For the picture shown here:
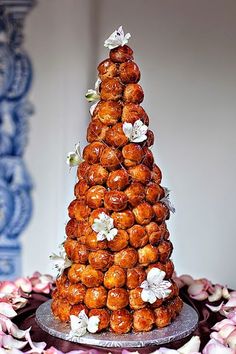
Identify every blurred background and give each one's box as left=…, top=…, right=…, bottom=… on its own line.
left=20, top=0, right=236, bottom=286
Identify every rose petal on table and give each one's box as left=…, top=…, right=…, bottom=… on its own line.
left=14, top=278, right=32, bottom=293
left=227, top=311, right=236, bottom=323
left=2, top=334, right=27, bottom=349
left=212, top=318, right=235, bottom=331
left=178, top=335, right=201, bottom=354
left=208, top=285, right=223, bottom=302
left=222, top=287, right=231, bottom=300
left=190, top=291, right=209, bottom=301
left=12, top=296, right=28, bottom=310
left=0, top=303, right=17, bottom=318
left=229, top=291, right=236, bottom=298
left=179, top=274, right=194, bottom=286
left=206, top=301, right=224, bottom=312
left=0, top=282, right=18, bottom=295
left=6, top=320, right=31, bottom=339
left=225, top=297, right=236, bottom=308
left=203, top=338, right=235, bottom=354
left=151, top=348, right=178, bottom=353
left=210, top=331, right=225, bottom=344
left=25, top=329, right=46, bottom=353
left=218, top=324, right=236, bottom=339
left=226, top=329, right=236, bottom=350
left=188, top=281, right=205, bottom=296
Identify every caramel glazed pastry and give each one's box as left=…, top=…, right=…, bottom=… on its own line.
left=51, top=43, right=183, bottom=334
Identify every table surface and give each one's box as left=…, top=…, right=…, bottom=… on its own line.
left=13, top=286, right=224, bottom=353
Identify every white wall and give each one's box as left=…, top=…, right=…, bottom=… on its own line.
left=23, top=0, right=236, bottom=287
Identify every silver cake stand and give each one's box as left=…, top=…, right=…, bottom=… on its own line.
left=36, top=300, right=198, bottom=348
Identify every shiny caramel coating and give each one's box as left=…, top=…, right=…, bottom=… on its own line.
left=51, top=298, right=71, bottom=322
left=88, top=250, right=113, bottom=270
left=56, top=273, right=69, bottom=298
left=67, top=283, right=86, bottom=305
left=65, top=218, right=78, bottom=239
left=64, top=239, right=77, bottom=260
left=114, top=247, right=138, bottom=268
left=128, top=164, right=151, bottom=184
left=112, top=210, right=135, bottom=229
left=104, top=265, right=126, bottom=289
left=124, top=84, right=144, bottom=104
left=68, top=200, right=91, bottom=221
left=68, top=264, right=86, bottom=284
left=109, top=45, right=133, bottom=63
left=85, top=231, right=107, bottom=251
left=107, top=169, right=130, bottom=191
left=89, top=309, right=110, bottom=332
left=148, top=260, right=174, bottom=279
left=84, top=286, right=107, bottom=309
left=98, top=59, right=118, bottom=80
left=88, top=208, right=109, bottom=225
left=122, top=143, right=143, bottom=167
left=81, top=265, right=104, bottom=287
left=151, top=164, right=162, bottom=184
left=142, top=147, right=154, bottom=169
left=138, top=244, right=159, bottom=265
left=74, top=180, right=89, bottom=199
left=128, top=225, right=149, bottom=248
left=157, top=240, right=173, bottom=262
left=169, top=296, right=183, bottom=318
left=129, top=287, right=145, bottom=310
left=71, top=243, right=89, bottom=264
left=166, top=281, right=179, bottom=301
left=86, top=185, right=106, bottom=209
left=124, top=182, right=145, bottom=207
left=153, top=203, right=169, bottom=224
left=94, top=100, right=122, bottom=125
left=77, top=221, right=92, bottom=237
left=146, top=222, right=169, bottom=245
left=70, top=304, right=89, bottom=316
left=104, top=190, right=128, bottom=211
left=154, top=306, right=171, bottom=328
left=87, top=119, right=109, bottom=143
left=107, top=229, right=129, bottom=251
left=133, top=202, right=154, bottom=225
left=110, top=309, right=133, bottom=334
left=77, top=161, right=90, bottom=180
left=146, top=183, right=165, bottom=205
left=83, top=142, right=105, bottom=164
left=150, top=298, right=163, bottom=309
left=107, top=288, right=129, bottom=310
left=133, top=308, right=155, bottom=332
left=126, top=267, right=146, bottom=289
left=143, top=130, right=154, bottom=147
left=100, top=78, right=123, bottom=101
left=105, top=123, right=128, bottom=148
left=100, top=147, right=123, bottom=170
left=119, top=61, right=140, bottom=84
left=86, top=164, right=109, bottom=186
left=122, top=103, right=149, bottom=125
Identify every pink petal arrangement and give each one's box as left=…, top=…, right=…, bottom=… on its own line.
left=0, top=272, right=235, bottom=353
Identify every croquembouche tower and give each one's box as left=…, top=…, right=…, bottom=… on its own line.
left=51, top=27, right=183, bottom=336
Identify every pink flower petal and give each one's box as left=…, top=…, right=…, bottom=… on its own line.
left=229, top=291, right=236, bottom=298
left=178, top=335, right=201, bottom=353
left=15, top=278, right=32, bottom=293
left=225, top=298, right=236, bottom=308
left=188, top=281, right=205, bottom=296
left=227, top=311, right=236, bottom=323
left=212, top=318, right=235, bottom=331
left=0, top=303, right=17, bottom=318
left=223, top=287, right=231, bottom=300
left=190, top=291, right=209, bottom=301
left=179, top=274, right=194, bottom=286
left=210, top=331, right=225, bottom=344
left=2, top=334, right=27, bottom=349
left=203, top=338, right=235, bottom=354
left=25, top=329, right=46, bottom=353
left=0, top=282, right=18, bottom=295
left=6, top=320, right=30, bottom=339
left=226, top=329, right=236, bottom=349
left=218, top=324, right=235, bottom=339
left=206, top=302, right=224, bottom=312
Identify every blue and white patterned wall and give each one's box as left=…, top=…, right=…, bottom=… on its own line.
left=0, top=0, right=35, bottom=279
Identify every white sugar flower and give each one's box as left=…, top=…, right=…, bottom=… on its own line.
left=85, top=78, right=101, bottom=103
left=69, top=310, right=99, bottom=338
left=123, top=120, right=148, bottom=143
left=92, top=212, right=118, bottom=241
left=66, top=142, right=84, bottom=168
left=104, top=26, right=131, bottom=50
left=49, top=246, right=72, bottom=275
left=160, top=187, right=176, bottom=213
left=140, top=268, right=172, bottom=304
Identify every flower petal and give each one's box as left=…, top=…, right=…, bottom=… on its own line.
left=212, top=318, right=235, bottom=331
left=87, top=316, right=100, bottom=333
left=106, top=228, right=118, bottom=241
left=208, top=285, right=223, bottom=302
left=203, top=338, right=235, bottom=354
left=15, top=278, right=32, bottom=293
left=190, top=291, right=209, bottom=301
left=178, top=336, right=201, bottom=354
left=206, top=302, right=224, bottom=312
left=0, top=303, right=17, bottom=318
left=188, top=281, right=205, bottom=296
left=226, top=329, right=236, bottom=350
left=225, top=297, right=236, bottom=308
left=2, top=334, right=28, bottom=350
left=179, top=274, right=194, bottom=286
left=147, top=268, right=165, bottom=285
left=141, top=288, right=156, bottom=304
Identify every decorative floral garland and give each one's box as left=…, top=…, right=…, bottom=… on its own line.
left=0, top=272, right=236, bottom=353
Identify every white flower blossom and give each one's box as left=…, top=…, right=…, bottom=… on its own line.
left=69, top=310, right=99, bottom=338
left=66, top=142, right=84, bottom=168
left=160, top=187, right=176, bottom=213
left=85, top=78, right=101, bottom=103
left=123, top=120, right=148, bottom=143
left=140, top=268, right=172, bottom=304
left=92, top=212, right=118, bottom=241
left=49, top=246, right=72, bottom=275
left=104, top=26, right=131, bottom=50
